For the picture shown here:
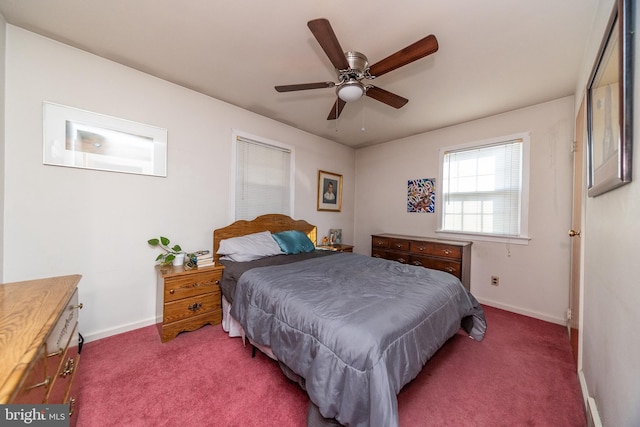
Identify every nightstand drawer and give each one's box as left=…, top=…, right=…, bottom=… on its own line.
left=164, top=270, right=222, bottom=302
left=163, top=292, right=220, bottom=324
left=161, top=311, right=222, bottom=342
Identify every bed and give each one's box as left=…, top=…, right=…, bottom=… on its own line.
left=213, top=214, right=486, bottom=427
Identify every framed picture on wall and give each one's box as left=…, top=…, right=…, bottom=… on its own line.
left=586, top=0, right=634, bottom=197
left=43, top=102, right=168, bottom=177
left=317, top=170, right=342, bottom=212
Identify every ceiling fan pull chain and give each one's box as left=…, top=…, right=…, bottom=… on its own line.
left=361, top=96, right=366, bottom=132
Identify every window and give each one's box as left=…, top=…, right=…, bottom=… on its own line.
left=438, top=133, right=530, bottom=243
left=233, top=132, right=294, bottom=221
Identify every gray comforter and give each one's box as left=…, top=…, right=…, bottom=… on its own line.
left=230, top=252, right=486, bottom=427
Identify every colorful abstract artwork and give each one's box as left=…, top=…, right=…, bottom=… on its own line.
left=407, top=178, right=435, bottom=213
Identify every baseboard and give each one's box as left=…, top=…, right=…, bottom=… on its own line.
left=476, top=297, right=565, bottom=325
left=81, top=317, right=158, bottom=343
left=578, top=370, right=603, bottom=427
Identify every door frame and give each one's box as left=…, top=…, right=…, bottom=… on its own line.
left=569, top=96, right=587, bottom=369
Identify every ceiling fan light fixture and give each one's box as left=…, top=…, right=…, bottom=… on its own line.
left=337, top=80, right=364, bottom=102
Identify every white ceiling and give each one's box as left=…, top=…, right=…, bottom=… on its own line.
left=0, top=0, right=599, bottom=148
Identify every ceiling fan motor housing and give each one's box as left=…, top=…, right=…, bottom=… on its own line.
left=340, top=51, right=369, bottom=81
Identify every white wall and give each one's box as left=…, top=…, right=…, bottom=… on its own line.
left=2, top=26, right=355, bottom=341
left=354, top=97, right=575, bottom=324
left=579, top=0, right=640, bottom=425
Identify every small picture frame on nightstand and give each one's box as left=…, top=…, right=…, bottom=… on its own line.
left=328, top=229, right=342, bottom=244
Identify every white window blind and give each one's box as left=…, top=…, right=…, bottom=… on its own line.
left=235, top=136, right=292, bottom=221
left=441, top=137, right=524, bottom=237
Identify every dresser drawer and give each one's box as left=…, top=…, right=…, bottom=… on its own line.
left=371, top=249, right=390, bottom=259
left=163, top=292, right=221, bottom=324
left=46, top=324, right=79, bottom=404
left=388, top=239, right=410, bottom=251
left=45, top=290, right=79, bottom=381
left=371, top=236, right=390, bottom=249
left=373, top=249, right=409, bottom=264
left=11, top=346, right=48, bottom=404
left=410, top=255, right=462, bottom=278
left=409, top=241, right=462, bottom=260
left=164, top=270, right=222, bottom=302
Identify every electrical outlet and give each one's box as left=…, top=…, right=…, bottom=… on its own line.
left=491, top=276, right=499, bottom=286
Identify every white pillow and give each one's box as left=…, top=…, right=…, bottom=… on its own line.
left=217, top=230, right=283, bottom=262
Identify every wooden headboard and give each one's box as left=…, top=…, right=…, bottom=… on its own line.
left=212, top=214, right=317, bottom=263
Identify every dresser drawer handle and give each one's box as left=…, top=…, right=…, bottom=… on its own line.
left=396, top=258, right=406, bottom=263
left=412, top=261, right=423, bottom=266
left=69, top=397, right=77, bottom=417
left=417, top=246, right=425, bottom=251
left=26, top=376, right=51, bottom=391
left=442, top=249, right=451, bottom=255
left=48, top=348, right=64, bottom=358
left=394, top=243, right=403, bottom=248
left=71, top=303, right=83, bottom=310
left=188, top=302, right=203, bottom=312
left=375, top=240, right=384, bottom=245
left=445, top=267, right=455, bottom=273
left=60, top=358, right=75, bottom=378
left=169, top=289, right=175, bottom=294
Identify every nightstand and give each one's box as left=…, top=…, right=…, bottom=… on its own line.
left=156, top=264, right=223, bottom=342
left=317, top=244, right=354, bottom=253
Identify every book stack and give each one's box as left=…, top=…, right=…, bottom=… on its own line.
left=192, top=250, right=214, bottom=268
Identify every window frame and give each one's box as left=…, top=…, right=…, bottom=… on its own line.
left=436, top=132, right=531, bottom=245
left=230, top=130, right=295, bottom=221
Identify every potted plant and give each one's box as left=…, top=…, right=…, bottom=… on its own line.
left=148, top=236, right=185, bottom=270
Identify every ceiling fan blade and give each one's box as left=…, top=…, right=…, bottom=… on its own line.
left=275, top=82, right=335, bottom=92
left=308, top=18, right=350, bottom=70
left=368, top=35, right=439, bottom=77
left=327, top=98, right=347, bottom=120
left=365, top=86, right=409, bottom=109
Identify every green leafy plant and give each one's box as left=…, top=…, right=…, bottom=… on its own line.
left=148, top=236, right=183, bottom=265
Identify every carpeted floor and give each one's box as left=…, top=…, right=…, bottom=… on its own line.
left=76, top=306, right=586, bottom=426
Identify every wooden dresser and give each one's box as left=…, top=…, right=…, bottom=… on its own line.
left=0, top=275, right=83, bottom=423
left=156, top=265, right=223, bottom=342
left=371, top=234, right=472, bottom=290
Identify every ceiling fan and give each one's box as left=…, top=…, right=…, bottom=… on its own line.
left=275, top=18, right=439, bottom=120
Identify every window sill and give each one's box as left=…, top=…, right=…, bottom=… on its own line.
left=435, top=230, right=531, bottom=245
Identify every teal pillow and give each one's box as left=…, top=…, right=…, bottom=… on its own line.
left=272, top=230, right=316, bottom=254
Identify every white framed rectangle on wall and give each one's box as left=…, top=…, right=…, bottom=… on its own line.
left=43, top=102, right=168, bottom=177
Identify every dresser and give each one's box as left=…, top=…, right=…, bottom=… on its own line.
left=0, top=275, right=83, bottom=424
left=156, top=265, right=223, bottom=342
left=371, top=234, right=472, bottom=290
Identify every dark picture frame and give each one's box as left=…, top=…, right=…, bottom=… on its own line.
left=317, top=170, right=342, bottom=212
left=586, top=0, right=634, bottom=197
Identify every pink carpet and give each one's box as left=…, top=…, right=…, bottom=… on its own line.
left=76, top=306, right=586, bottom=426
